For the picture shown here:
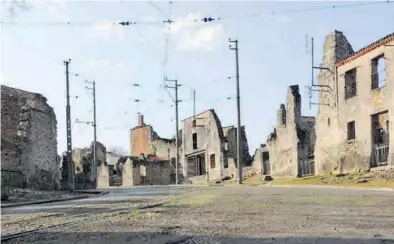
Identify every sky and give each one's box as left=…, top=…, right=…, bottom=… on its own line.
left=1, top=0, right=393, bottom=155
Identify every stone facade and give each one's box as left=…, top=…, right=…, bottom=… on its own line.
left=1, top=85, right=59, bottom=190
left=121, top=157, right=171, bottom=186
left=315, top=31, right=394, bottom=174
left=130, top=114, right=179, bottom=160
left=181, top=109, right=226, bottom=182
left=251, top=144, right=270, bottom=175
left=71, top=141, right=107, bottom=189
left=267, top=85, right=316, bottom=178
left=222, top=125, right=252, bottom=167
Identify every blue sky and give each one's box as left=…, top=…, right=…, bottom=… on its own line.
left=1, top=0, right=393, bottom=155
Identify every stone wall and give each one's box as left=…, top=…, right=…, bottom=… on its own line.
left=97, top=163, right=109, bottom=188
left=72, top=141, right=106, bottom=189
left=315, top=31, right=394, bottom=174
left=121, top=157, right=171, bottom=186
left=129, top=114, right=182, bottom=176
left=314, top=30, right=355, bottom=174
left=223, top=126, right=252, bottom=167
left=1, top=85, right=59, bottom=190
left=251, top=144, right=270, bottom=175
left=267, top=85, right=315, bottom=178
left=181, top=109, right=226, bottom=182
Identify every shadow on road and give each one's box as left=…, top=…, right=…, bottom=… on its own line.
left=5, top=231, right=394, bottom=244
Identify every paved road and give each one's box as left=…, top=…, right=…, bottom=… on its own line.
left=2, top=185, right=394, bottom=243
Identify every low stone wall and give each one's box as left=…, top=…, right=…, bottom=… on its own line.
left=121, top=158, right=171, bottom=186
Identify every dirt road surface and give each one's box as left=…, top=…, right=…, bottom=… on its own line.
left=2, top=185, right=394, bottom=244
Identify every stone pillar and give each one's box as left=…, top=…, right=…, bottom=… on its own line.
left=122, top=157, right=135, bottom=187
left=97, top=163, right=109, bottom=188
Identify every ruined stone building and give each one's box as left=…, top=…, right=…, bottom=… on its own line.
left=267, top=85, right=316, bottom=178
left=1, top=85, right=59, bottom=190
left=315, top=31, right=394, bottom=174
left=181, top=109, right=251, bottom=183
left=251, top=144, right=270, bottom=175
left=222, top=125, right=252, bottom=167
left=121, top=156, right=172, bottom=186
left=70, top=141, right=107, bottom=189
left=130, top=114, right=180, bottom=161
left=129, top=114, right=182, bottom=183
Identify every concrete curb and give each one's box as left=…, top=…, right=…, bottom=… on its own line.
left=1, top=190, right=110, bottom=209
left=1, top=195, right=89, bottom=209
left=259, top=183, right=394, bottom=192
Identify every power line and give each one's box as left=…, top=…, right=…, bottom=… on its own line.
left=1, top=1, right=391, bottom=26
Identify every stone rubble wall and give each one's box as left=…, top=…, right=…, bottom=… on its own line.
left=121, top=158, right=171, bottom=186
left=1, top=85, right=59, bottom=190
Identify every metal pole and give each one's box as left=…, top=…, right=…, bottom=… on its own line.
left=229, top=38, right=243, bottom=184
left=311, top=37, right=314, bottom=86
left=92, top=81, right=97, bottom=188
left=64, top=59, right=74, bottom=191
left=175, top=80, right=179, bottom=185
left=193, top=89, right=196, bottom=120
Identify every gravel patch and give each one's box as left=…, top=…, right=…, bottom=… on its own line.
left=3, top=186, right=394, bottom=244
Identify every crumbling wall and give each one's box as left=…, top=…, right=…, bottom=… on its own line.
left=267, top=85, right=303, bottom=178
left=224, top=126, right=252, bottom=167
left=121, top=158, right=171, bottom=186
left=314, top=30, right=354, bottom=174
left=251, top=144, right=270, bottom=175
left=1, top=85, right=58, bottom=190
left=72, top=141, right=106, bottom=189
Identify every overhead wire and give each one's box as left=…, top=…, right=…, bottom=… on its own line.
left=0, top=1, right=391, bottom=26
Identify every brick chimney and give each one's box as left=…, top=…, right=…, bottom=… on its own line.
left=138, top=114, right=144, bottom=126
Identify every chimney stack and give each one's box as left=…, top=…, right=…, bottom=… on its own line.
left=138, top=114, right=144, bottom=126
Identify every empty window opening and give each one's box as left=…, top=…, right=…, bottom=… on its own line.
left=347, top=121, right=356, bottom=141
left=371, top=54, right=386, bottom=89
left=371, top=112, right=389, bottom=167
left=372, top=113, right=389, bottom=146
left=192, top=119, right=197, bottom=127
left=210, top=154, right=216, bottom=169
left=280, top=104, right=286, bottom=125
left=344, top=68, right=357, bottom=100
left=192, top=133, right=197, bottom=150
left=327, top=118, right=331, bottom=126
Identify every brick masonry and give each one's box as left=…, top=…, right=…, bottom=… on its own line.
left=1, top=85, right=59, bottom=190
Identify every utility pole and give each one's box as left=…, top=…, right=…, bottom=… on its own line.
left=76, top=80, right=97, bottom=188
left=229, top=38, right=243, bottom=184
left=64, top=59, right=74, bottom=191
left=164, top=77, right=181, bottom=185
left=193, top=89, right=196, bottom=120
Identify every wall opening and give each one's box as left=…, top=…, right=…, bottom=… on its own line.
left=262, top=151, right=270, bottom=175
left=371, top=111, right=389, bottom=167
left=192, top=133, right=197, bottom=150
left=347, top=121, right=356, bottom=141
left=371, top=54, right=386, bottom=89
left=210, top=154, right=216, bottom=169
left=327, top=118, right=331, bottom=127
left=344, top=68, right=357, bottom=100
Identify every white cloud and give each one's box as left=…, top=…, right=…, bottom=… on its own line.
left=87, top=59, right=124, bottom=68
left=177, top=25, right=224, bottom=51
left=88, top=21, right=125, bottom=41
left=166, top=12, right=224, bottom=52
left=280, top=14, right=289, bottom=22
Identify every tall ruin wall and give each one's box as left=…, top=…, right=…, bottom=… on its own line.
left=1, top=85, right=59, bottom=190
